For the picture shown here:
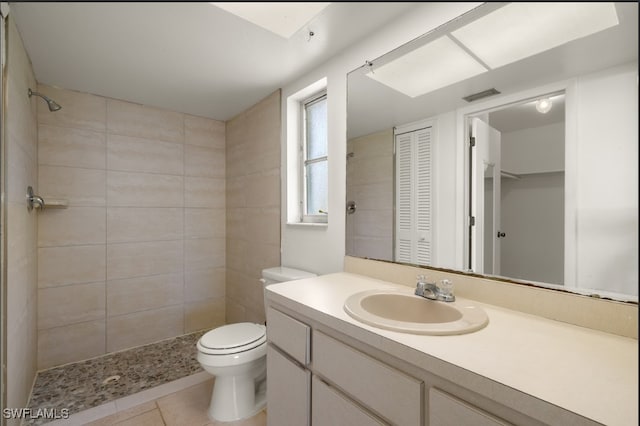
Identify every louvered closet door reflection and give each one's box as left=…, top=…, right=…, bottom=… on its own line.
left=395, top=127, right=433, bottom=265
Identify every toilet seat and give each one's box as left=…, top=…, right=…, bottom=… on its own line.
left=198, top=323, right=266, bottom=355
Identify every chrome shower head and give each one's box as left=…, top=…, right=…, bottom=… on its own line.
left=28, top=88, right=62, bottom=112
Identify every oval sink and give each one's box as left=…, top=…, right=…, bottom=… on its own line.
left=344, top=288, right=488, bottom=335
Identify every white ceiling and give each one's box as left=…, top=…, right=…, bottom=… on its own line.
left=10, top=2, right=417, bottom=121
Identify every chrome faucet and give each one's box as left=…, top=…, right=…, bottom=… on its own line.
left=414, top=275, right=455, bottom=302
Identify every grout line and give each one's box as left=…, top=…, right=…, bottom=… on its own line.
left=155, top=400, right=168, bottom=426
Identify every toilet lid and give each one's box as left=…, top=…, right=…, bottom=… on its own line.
left=199, top=323, right=266, bottom=351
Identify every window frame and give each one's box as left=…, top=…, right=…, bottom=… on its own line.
left=300, top=90, right=328, bottom=223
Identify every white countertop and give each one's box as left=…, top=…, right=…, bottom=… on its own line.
left=265, top=272, right=638, bottom=426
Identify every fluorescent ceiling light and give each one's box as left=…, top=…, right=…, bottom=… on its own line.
left=451, top=2, right=619, bottom=69
left=366, top=36, right=488, bottom=98
left=211, top=2, right=330, bottom=38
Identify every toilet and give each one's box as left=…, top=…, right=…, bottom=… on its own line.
left=197, top=266, right=316, bottom=422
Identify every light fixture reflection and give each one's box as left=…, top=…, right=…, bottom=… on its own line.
left=535, top=98, right=553, bottom=114
left=451, top=3, right=619, bottom=69
left=365, top=36, right=488, bottom=98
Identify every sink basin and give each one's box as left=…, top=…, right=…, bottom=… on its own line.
left=344, top=288, right=489, bottom=335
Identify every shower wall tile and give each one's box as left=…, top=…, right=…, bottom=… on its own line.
left=38, top=207, right=106, bottom=247
left=37, top=84, right=107, bottom=132
left=6, top=19, right=38, bottom=415
left=107, top=207, right=183, bottom=243
left=244, top=170, right=280, bottom=208
left=185, top=297, right=226, bottom=333
left=184, top=145, right=225, bottom=178
left=185, top=238, right=225, bottom=271
left=38, top=245, right=106, bottom=288
left=226, top=176, right=247, bottom=208
left=107, top=240, right=184, bottom=281
left=226, top=208, right=247, bottom=240
left=107, top=273, right=184, bottom=317
left=38, top=124, right=106, bottom=169
left=246, top=208, right=280, bottom=246
left=185, top=114, right=225, bottom=148
left=184, top=208, right=225, bottom=239
left=246, top=242, right=281, bottom=280
left=37, top=282, right=106, bottom=329
left=37, top=86, right=226, bottom=368
left=37, top=320, right=106, bottom=370
left=107, top=134, right=184, bottom=175
left=107, top=305, right=184, bottom=352
left=185, top=177, right=225, bottom=208
left=225, top=90, right=281, bottom=324
left=107, top=171, right=183, bottom=207
left=185, top=268, right=226, bottom=302
left=106, top=99, right=184, bottom=143
left=38, top=165, right=106, bottom=206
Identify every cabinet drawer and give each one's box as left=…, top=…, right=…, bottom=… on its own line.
left=267, top=344, right=311, bottom=426
left=312, top=375, right=386, bottom=426
left=429, top=388, right=512, bottom=426
left=266, top=307, right=311, bottom=365
left=313, top=331, right=423, bottom=425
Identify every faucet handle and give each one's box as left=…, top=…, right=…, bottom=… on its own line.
left=438, top=279, right=455, bottom=301
left=415, top=279, right=426, bottom=296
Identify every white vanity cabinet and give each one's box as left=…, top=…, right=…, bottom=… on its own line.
left=429, top=389, right=511, bottom=426
left=265, top=303, right=600, bottom=426
left=266, top=305, right=516, bottom=426
left=266, top=307, right=312, bottom=426
left=313, top=331, right=423, bottom=425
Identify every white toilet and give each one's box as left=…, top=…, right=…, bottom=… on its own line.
left=196, top=266, right=316, bottom=422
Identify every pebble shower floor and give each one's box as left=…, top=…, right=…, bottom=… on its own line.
left=26, top=330, right=206, bottom=426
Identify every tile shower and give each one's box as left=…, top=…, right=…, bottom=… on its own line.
left=5, top=14, right=282, bottom=419
left=35, top=84, right=227, bottom=370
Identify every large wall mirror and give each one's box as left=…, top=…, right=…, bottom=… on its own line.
left=346, top=2, right=638, bottom=302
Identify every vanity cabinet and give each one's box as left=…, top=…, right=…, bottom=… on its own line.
left=429, top=388, right=511, bottom=426
left=313, top=331, right=423, bottom=425
left=266, top=345, right=310, bottom=426
left=266, top=305, right=544, bottom=426
left=312, top=375, right=385, bottom=426
left=266, top=307, right=312, bottom=426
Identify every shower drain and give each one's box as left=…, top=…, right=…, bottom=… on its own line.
left=102, top=375, right=121, bottom=385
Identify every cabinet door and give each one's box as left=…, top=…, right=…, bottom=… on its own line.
left=313, top=331, right=423, bottom=425
left=429, top=388, right=512, bottom=426
left=312, top=375, right=387, bottom=426
left=267, top=344, right=310, bottom=426
left=266, top=307, right=311, bottom=365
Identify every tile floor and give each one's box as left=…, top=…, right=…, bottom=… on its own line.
left=84, top=379, right=266, bottom=426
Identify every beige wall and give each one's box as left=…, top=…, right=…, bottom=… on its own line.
left=346, top=129, right=393, bottom=261
left=226, top=90, right=281, bottom=324
left=35, top=84, right=226, bottom=369
left=5, top=18, right=39, bottom=419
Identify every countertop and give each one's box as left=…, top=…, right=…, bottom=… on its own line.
left=265, top=272, right=638, bottom=426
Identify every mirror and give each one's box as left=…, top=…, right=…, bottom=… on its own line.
left=346, top=2, right=638, bottom=302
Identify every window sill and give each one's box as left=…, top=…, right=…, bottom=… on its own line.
left=286, top=222, right=328, bottom=228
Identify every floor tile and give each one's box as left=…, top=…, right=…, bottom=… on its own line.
left=116, top=408, right=165, bottom=426
left=84, top=401, right=157, bottom=426
left=156, top=380, right=214, bottom=426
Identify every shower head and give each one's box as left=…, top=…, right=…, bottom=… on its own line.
left=28, top=88, right=62, bottom=112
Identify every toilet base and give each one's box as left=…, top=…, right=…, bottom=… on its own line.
left=207, top=372, right=266, bottom=422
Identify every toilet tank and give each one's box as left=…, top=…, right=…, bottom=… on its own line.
left=260, top=266, right=316, bottom=286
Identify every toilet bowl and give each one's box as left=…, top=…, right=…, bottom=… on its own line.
left=197, top=323, right=267, bottom=422
left=196, top=266, right=316, bottom=422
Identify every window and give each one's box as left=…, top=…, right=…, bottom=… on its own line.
left=301, top=91, right=328, bottom=223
